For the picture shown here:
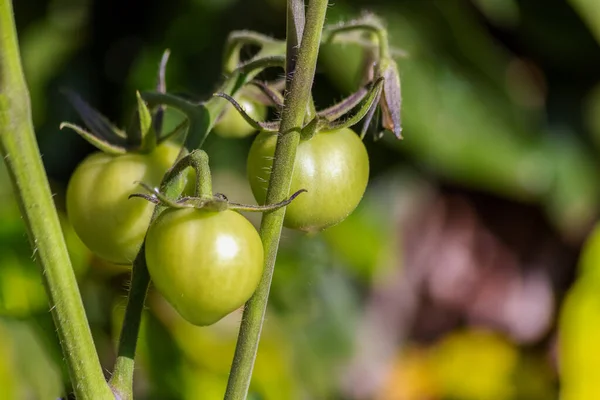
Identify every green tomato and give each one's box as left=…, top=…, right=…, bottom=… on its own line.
left=145, top=208, right=263, bottom=326
left=247, top=128, right=369, bottom=232
left=66, top=142, right=183, bottom=265
left=213, top=97, right=267, bottom=138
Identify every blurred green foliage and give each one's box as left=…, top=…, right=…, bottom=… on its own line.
left=2, top=0, right=600, bottom=398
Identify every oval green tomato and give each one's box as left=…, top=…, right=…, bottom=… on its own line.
left=66, top=141, right=183, bottom=265
left=247, top=128, right=369, bottom=232
left=145, top=208, right=263, bottom=326
left=213, top=97, right=267, bottom=139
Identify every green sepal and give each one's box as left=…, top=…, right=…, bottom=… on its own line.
left=246, top=81, right=284, bottom=109
left=300, top=116, right=328, bottom=140
left=132, top=182, right=307, bottom=214
left=213, top=92, right=280, bottom=132
left=62, top=90, right=128, bottom=144
left=320, top=76, right=384, bottom=132
left=135, top=91, right=157, bottom=152
left=317, top=83, right=370, bottom=121
left=59, top=122, right=127, bottom=155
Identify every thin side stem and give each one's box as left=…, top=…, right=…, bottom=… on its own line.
left=0, top=1, right=113, bottom=399
left=109, top=148, right=211, bottom=398
left=109, top=67, right=250, bottom=400
left=224, top=0, right=329, bottom=398
left=109, top=166, right=188, bottom=397
left=163, top=149, right=212, bottom=198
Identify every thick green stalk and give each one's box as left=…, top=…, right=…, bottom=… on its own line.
left=0, top=1, right=113, bottom=399
left=224, top=0, right=329, bottom=398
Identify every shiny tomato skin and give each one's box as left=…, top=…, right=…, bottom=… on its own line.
left=145, top=208, right=264, bottom=326
left=247, top=128, right=369, bottom=232
left=213, top=97, right=267, bottom=139
left=66, top=142, right=183, bottom=265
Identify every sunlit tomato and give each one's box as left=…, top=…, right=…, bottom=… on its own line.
left=577, top=222, right=600, bottom=281
left=145, top=208, right=263, bottom=326
left=247, top=128, right=369, bottom=232
left=213, top=96, right=267, bottom=138
left=558, top=279, right=600, bottom=400
left=66, top=142, right=184, bottom=265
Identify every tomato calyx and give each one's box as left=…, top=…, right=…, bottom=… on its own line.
left=131, top=183, right=307, bottom=213
left=130, top=149, right=306, bottom=214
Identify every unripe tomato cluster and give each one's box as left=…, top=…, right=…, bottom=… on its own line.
left=66, top=96, right=370, bottom=326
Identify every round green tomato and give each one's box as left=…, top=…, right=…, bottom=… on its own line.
left=145, top=208, right=263, bottom=326
left=213, top=97, right=267, bottom=138
left=66, top=142, right=183, bottom=265
left=247, top=128, right=369, bottom=232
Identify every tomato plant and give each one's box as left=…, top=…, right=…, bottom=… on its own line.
left=247, top=127, right=370, bottom=231
left=0, top=2, right=402, bottom=397
left=213, top=96, right=267, bottom=138
left=66, top=141, right=184, bottom=265
left=145, top=207, right=263, bottom=326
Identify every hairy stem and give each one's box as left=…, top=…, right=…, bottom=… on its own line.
left=224, top=0, right=329, bottom=398
left=0, top=1, right=113, bottom=398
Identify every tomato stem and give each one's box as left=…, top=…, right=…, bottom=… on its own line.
left=213, top=92, right=280, bottom=132
left=109, top=48, right=279, bottom=400
left=224, top=0, right=330, bottom=398
left=0, top=1, right=114, bottom=399
left=166, top=149, right=213, bottom=198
